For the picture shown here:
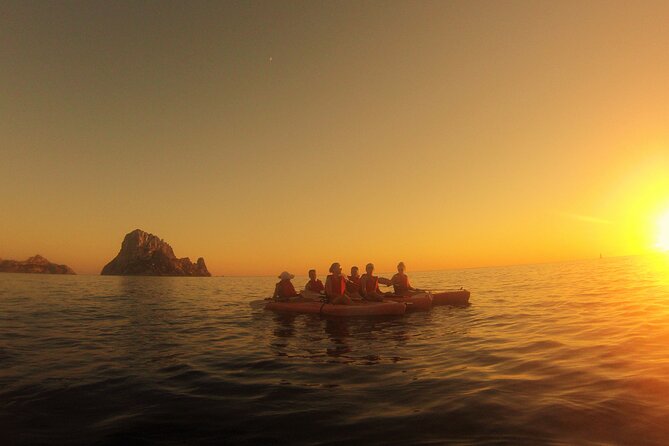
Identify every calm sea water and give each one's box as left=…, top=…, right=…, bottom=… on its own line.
left=2, top=255, right=669, bottom=445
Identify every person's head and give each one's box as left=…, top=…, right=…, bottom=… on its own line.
left=366, top=263, right=374, bottom=274
left=397, top=262, right=406, bottom=273
left=278, top=271, right=294, bottom=281
left=308, top=269, right=317, bottom=280
left=350, top=266, right=359, bottom=277
left=329, top=262, right=342, bottom=276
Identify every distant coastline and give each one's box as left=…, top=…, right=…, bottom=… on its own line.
left=0, top=255, right=75, bottom=274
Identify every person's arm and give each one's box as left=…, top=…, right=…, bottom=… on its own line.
left=359, top=275, right=367, bottom=297
left=305, top=281, right=311, bottom=292
left=272, top=283, right=280, bottom=299
left=407, top=277, right=416, bottom=291
left=390, top=274, right=399, bottom=285
left=378, top=277, right=392, bottom=286
left=324, top=276, right=333, bottom=298
left=290, top=282, right=300, bottom=297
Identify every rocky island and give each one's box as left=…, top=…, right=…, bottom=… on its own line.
left=0, top=255, right=76, bottom=274
left=101, top=229, right=211, bottom=276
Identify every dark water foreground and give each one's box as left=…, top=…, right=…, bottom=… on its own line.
left=2, top=255, right=669, bottom=445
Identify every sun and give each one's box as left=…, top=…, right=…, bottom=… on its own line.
left=655, top=210, right=669, bottom=251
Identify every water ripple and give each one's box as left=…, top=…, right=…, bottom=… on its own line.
left=2, top=255, right=669, bottom=444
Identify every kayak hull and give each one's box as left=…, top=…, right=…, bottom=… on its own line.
left=265, top=300, right=406, bottom=317
left=431, top=289, right=470, bottom=306
left=385, top=292, right=433, bottom=311
left=265, top=301, right=323, bottom=314
left=321, top=300, right=406, bottom=316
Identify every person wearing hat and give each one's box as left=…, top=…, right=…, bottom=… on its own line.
left=391, top=261, right=419, bottom=296
left=273, top=271, right=301, bottom=301
left=325, top=262, right=352, bottom=305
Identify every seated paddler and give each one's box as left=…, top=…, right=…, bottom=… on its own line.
left=360, top=263, right=388, bottom=302
left=325, top=262, right=352, bottom=305
left=272, top=271, right=301, bottom=301
left=346, top=266, right=362, bottom=297
left=390, top=261, right=421, bottom=296
left=303, top=269, right=325, bottom=298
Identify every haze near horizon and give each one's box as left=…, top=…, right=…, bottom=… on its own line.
left=2, top=0, right=668, bottom=275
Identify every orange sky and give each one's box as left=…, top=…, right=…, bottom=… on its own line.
left=1, top=1, right=668, bottom=275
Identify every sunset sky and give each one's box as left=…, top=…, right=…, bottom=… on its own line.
left=1, top=1, right=668, bottom=275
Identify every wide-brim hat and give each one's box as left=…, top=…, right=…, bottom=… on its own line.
left=278, top=271, right=294, bottom=280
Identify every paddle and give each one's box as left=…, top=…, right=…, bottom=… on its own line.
left=249, top=297, right=272, bottom=309
left=408, top=286, right=465, bottom=295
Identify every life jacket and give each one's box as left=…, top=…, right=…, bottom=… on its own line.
left=327, top=274, right=346, bottom=296
left=347, top=275, right=361, bottom=293
left=364, top=275, right=379, bottom=294
left=306, top=279, right=324, bottom=293
left=393, top=273, right=409, bottom=296
left=278, top=279, right=298, bottom=298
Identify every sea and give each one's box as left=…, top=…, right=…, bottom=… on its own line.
left=2, top=254, right=669, bottom=445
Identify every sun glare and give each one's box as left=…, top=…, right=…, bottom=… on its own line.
left=655, top=210, right=669, bottom=252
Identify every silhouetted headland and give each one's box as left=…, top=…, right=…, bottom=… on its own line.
left=101, top=229, right=211, bottom=276
left=0, top=255, right=76, bottom=274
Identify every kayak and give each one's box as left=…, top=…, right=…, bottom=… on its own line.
left=431, top=289, right=470, bottom=306
left=385, top=292, right=433, bottom=311
left=265, top=300, right=406, bottom=316
left=322, top=300, right=406, bottom=316
left=264, top=300, right=323, bottom=314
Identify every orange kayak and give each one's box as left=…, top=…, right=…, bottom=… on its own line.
left=265, top=300, right=406, bottom=316
left=431, top=289, right=470, bottom=306
left=385, top=292, right=433, bottom=311
left=264, top=301, right=323, bottom=314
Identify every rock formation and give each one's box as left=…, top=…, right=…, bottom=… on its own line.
left=0, top=255, right=76, bottom=274
left=101, top=229, right=211, bottom=276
